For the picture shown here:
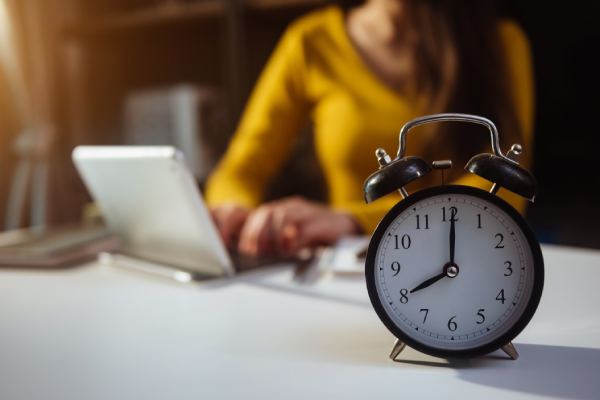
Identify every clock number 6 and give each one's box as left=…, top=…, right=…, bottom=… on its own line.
left=447, top=316, right=458, bottom=332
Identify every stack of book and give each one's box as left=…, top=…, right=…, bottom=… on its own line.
left=0, top=225, right=120, bottom=268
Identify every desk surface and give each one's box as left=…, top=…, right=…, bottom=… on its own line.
left=1, top=244, right=599, bottom=400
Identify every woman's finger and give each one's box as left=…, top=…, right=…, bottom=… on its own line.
left=293, top=212, right=359, bottom=251
left=238, top=206, right=276, bottom=257
left=211, top=205, right=249, bottom=249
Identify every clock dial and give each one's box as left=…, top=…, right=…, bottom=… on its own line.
left=366, top=185, right=543, bottom=357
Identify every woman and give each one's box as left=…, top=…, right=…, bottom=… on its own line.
left=206, top=0, right=534, bottom=258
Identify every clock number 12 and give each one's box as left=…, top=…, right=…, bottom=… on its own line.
left=442, top=206, right=458, bottom=222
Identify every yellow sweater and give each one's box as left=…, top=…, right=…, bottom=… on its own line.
left=206, top=6, right=534, bottom=233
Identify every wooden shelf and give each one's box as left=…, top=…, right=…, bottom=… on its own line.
left=61, top=0, right=330, bottom=38
left=246, top=0, right=328, bottom=10
left=61, top=1, right=225, bottom=37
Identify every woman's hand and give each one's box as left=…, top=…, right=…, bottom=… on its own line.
left=210, top=203, right=251, bottom=250
left=238, top=196, right=360, bottom=257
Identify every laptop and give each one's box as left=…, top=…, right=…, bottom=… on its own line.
left=73, top=146, right=251, bottom=279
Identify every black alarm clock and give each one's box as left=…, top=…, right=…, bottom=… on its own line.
left=363, top=113, right=544, bottom=360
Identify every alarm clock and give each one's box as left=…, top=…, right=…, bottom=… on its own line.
left=363, top=113, right=543, bottom=360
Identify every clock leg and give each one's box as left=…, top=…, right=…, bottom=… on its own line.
left=389, top=338, right=406, bottom=361
left=501, top=342, right=519, bottom=360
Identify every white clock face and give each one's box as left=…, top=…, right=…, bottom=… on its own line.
left=371, top=189, right=538, bottom=352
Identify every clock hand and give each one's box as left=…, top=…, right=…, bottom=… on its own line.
left=449, top=214, right=456, bottom=263
left=409, top=262, right=460, bottom=294
left=409, top=271, right=446, bottom=294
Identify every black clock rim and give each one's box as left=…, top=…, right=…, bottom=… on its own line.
left=365, top=185, right=544, bottom=359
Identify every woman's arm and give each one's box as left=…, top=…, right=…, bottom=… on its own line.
left=205, top=24, right=312, bottom=208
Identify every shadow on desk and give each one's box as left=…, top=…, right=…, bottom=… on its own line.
left=284, top=318, right=599, bottom=400
left=399, top=344, right=600, bottom=400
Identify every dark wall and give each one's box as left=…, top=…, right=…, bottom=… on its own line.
left=503, top=1, right=600, bottom=248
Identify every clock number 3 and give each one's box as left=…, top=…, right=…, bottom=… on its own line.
left=504, top=261, right=513, bottom=276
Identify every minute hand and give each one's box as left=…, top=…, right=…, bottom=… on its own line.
left=449, top=215, right=456, bottom=263
left=410, top=271, right=446, bottom=294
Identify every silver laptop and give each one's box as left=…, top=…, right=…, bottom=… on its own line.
left=72, top=146, right=236, bottom=278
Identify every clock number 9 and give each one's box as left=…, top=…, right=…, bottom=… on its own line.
left=391, top=261, right=401, bottom=276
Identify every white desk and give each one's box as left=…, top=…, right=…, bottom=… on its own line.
left=0, top=244, right=599, bottom=400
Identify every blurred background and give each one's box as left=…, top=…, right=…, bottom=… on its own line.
left=0, top=0, right=598, bottom=248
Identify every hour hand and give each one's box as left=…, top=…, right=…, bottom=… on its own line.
left=410, top=263, right=460, bottom=294
left=409, top=271, right=446, bottom=294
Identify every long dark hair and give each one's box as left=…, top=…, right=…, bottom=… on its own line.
left=341, top=0, right=522, bottom=178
